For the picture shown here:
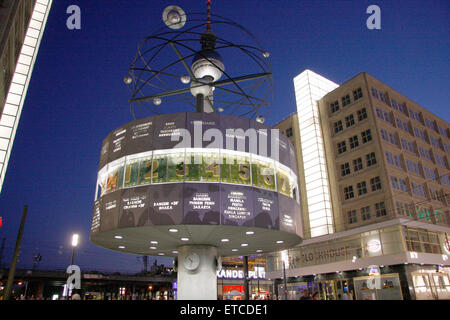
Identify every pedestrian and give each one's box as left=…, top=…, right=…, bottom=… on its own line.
left=71, top=290, right=81, bottom=300
left=299, top=290, right=311, bottom=300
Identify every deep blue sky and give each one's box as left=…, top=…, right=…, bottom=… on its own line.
left=0, top=0, right=448, bottom=273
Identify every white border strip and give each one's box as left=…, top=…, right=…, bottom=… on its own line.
left=0, top=0, right=53, bottom=192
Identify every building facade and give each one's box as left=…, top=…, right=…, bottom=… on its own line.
left=0, top=0, right=52, bottom=192
left=269, top=70, right=450, bottom=300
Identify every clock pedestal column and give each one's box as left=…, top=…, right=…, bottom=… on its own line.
left=177, top=245, right=218, bottom=300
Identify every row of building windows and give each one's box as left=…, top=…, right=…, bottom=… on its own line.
left=333, top=108, right=368, bottom=134
left=329, top=87, right=364, bottom=114
left=385, top=151, right=449, bottom=186
left=396, top=202, right=449, bottom=227
left=347, top=201, right=387, bottom=224
left=343, top=176, right=382, bottom=200
left=404, top=227, right=448, bottom=255
left=395, top=116, right=450, bottom=154
left=336, top=129, right=373, bottom=155
left=390, top=174, right=450, bottom=205
left=340, top=152, right=377, bottom=177
left=371, top=87, right=449, bottom=140
left=381, top=128, right=449, bottom=169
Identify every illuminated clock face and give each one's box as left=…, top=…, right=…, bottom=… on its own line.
left=184, top=252, right=200, bottom=271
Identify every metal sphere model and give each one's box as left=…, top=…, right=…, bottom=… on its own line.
left=90, top=3, right=302, bottom=300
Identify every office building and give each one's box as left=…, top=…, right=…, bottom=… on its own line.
left=269, top=70, right=450, bottom=300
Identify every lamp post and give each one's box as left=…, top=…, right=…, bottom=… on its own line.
left=66, top=233, right=79, bottom=300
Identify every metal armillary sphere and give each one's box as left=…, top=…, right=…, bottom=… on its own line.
left=124, top=3, right=272, bottom=122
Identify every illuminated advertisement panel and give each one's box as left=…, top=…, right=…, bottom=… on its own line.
left=253, top=188, right=279, bottom=230
left=148, top=183, right=183, bottom=225
left=278, top=194, right=297, bottom=234
left=126, top=118, right=154, bottom=155
left=220, top=184, right=254, bottom=227
left=186, top=112, right=221, bottom=148
left=119, top=186, right=150, bottom=228
left=91, top=199, right=101, bottom=234
left=183, top=183, right=220, bottom=225
left=99, top=192, right=120, bottom=233
left=153, top=113, right=186, bottom=150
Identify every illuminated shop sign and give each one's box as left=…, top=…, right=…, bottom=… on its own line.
left=366, top=239, right=381, bottom=253
left=216, top=267, right=266, bottom=279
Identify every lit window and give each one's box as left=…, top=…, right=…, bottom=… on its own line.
left=390, top=176, right=399, bottom=189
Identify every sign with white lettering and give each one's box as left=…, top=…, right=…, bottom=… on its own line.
left=220, top=185, right=253, bottom=226
left=216, top=267, right=266, bottom=279
left=183, top=184, right=220, bottom=224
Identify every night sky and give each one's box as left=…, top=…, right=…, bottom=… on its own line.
left=0, top=0, right=448, bottom=274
